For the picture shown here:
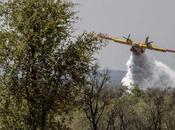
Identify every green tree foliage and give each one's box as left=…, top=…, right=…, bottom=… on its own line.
left=0, top=0, right=103, bottom=129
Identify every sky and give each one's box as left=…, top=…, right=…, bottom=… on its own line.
left=72, top=0, right=175, bottom=71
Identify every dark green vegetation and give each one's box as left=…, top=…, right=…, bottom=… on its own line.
left=0, top=0, right=174, bottom=130
left=74, top=70, right=175, bottom=130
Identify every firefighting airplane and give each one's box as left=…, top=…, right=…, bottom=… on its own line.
left=98, top=34, right=175, bottom=55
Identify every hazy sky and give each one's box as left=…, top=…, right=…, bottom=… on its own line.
left=72, top=0, right=175, bottom=71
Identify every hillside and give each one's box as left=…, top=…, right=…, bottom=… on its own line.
left=100, top=70, right=126, bottom=85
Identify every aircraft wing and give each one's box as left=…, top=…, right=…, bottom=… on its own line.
left=138, top=43, right=175, bottom=53
left=137, top=43, right=166, bottom=52
left=98, top=34, right=133, bottom=46
left=98, top=34, right=175, bottom=53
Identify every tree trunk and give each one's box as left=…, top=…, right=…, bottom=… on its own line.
left=29, top=109, right=37, bottom=130
left=40, top=103, right=47, bottom=130
left=92, top=121, right=97, bottom=130
left=40, top=111, right=47, bottom=130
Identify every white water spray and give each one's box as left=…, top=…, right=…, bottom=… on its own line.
left=122, top=53, right=175, bottom=89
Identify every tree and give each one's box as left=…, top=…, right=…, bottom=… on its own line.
left=143, top=88, right=169, bottom=130
left=83, top=67, right=110, bottom=130
left=0, top=0, right=103, bottom=129
left=105, top=86, right=127, bottom=130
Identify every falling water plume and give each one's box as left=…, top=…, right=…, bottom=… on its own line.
left=122, top=53, right=175, bottom=89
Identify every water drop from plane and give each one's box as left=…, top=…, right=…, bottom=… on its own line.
left=122, top=53, right=175, bottom=89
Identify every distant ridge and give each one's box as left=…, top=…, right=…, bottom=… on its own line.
left=109, top=70, right=126, bottom=85
left=99, top=70, right=126, bottom=85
